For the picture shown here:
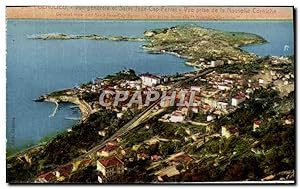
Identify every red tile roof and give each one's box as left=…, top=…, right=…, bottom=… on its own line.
left=254, top=120, right=262, bottom=125
left=172, top=154, right=193, bottom=163
left=57, top=164, right=73, bottom=177
left=37, top=172, right=56, bottom=181
left=99, top=144, right=117, bottom=152
left=99, top=156, right=124, bottom=168
left=151, top=154, right=161, bottom=161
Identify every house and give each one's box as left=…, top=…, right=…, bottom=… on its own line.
left=258, top=78, right=264, bottom=85
left=191, top=107, right=199, bottom=113
left=117, top=112, right=123, bottom=119
left=169, top=111, right=185, bottom=123
left=216, top=101, right=228, bottom=110
left=36, top=172, right=56, bottom=183
left=54, top=163, right=73, bottom=179
left=231, top=93, right=246, bottom=106
left=207, top=114, right=216, bottom=122
left=190, top=86, right=201, bottom=92
left=253, top=120, right=262, bottom=131
left=155, top=166, right=180, bottom=182
left=98, top=130, right=106, bottom=137
left=140, top=73, right=161, bottom=87
left=168, top=152, right=193, bottom=165
left=284, top=115, right=294, bottom=125
left=221, top=126, right=239, bottom=139
left=97, top=156, right=124, bottom=178
left=151, top=154, right=162, bottom=161
left=97, top=142, right=118, bottom=157
left=125, top=80, right=141, bottom=89
left=217, top=85, right=231, bottom=91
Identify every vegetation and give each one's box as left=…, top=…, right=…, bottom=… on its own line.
left=144, top=25, right=266, bottom=64
left=81, top=92, right=99, bottom=103
left=66, top=166, right=98, bottom=183
left=7, top=25, right=294, bottom=183
left=49, top=90, right=71, bottom=97
left=105, top=69, right=139, bottom=81
left=6, top=109, right=138, bottom=182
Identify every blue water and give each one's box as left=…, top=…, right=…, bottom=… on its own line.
left=6, top=20, right=294, bottom=152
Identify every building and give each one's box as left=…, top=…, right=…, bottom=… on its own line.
left=151, top=154, right=162, bottom=161
left=125, top=80, right=141, bottom=89
left=221, top=126, right=239, bottom=139
left=258, top=78, right=264, bottom=85
left=169, top=111, right=186, bottom=123
left=97, top=156, right=124, bottom=178
left=231, top=93, right=246, bottom=106
left=207, top=114, right=216, bottom=122
left=155, top=166, right=180, bottom=182
left=53, top=163, right=73, bottom=181
left=217, top=84, right=231, bottom=91
left=35, top=172, right=56, bottom=183
left=284, top=115, right=294, bottom=125
left=97, top=142, right=118, bottom=157
left=117, top=112, right=123, bottom=119
left=168, top=152, right=193, bottom=165
left=190, top=86, right=201, bottom=92
left=140, top=73, right=161, bottom=87
left=253, top=120, right=262, bottom=131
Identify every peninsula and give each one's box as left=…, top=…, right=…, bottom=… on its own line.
left=28, top=33, right=145, bottom=42
left=29, top=25, right=266, bottom=69
left=7, top=25, right=294, bottom=184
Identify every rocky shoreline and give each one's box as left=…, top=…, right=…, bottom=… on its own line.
left=28, top=33, right=145, bottom=42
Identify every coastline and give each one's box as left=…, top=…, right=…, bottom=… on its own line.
left=7, top=96, right=92, bottom=158
left=7, top=25, right=269, bottom=155
left=42, top=95, right=92, bottom=123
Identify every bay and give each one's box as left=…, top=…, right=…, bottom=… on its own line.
left=6, top=20, right=294, bottom=152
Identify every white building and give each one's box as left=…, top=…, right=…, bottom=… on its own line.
left=221, top=126, right=239, bottom=139
left=117, top=112, right=123, bottom=119
left=140, top=73, right=161, bottom=87
left=217, top=85, right=231, bottom=91
left=207, top=115, right=216, bottom=122
left=258, top=78, right=264, bottom=85
left=190, top=86, right=201, bottom=92
left=231, top=94, right=246, bottom=106
left=169, top=111, right=185, bottom=123
left=97, top=156, right=124, bottom=178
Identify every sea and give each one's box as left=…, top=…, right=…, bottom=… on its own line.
left=6, top=20, right=294, bottom=153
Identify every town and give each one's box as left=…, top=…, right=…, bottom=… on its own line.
left=25, top=54, right=294, bottom=183
left=7, top=25, right=295, bottom=183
